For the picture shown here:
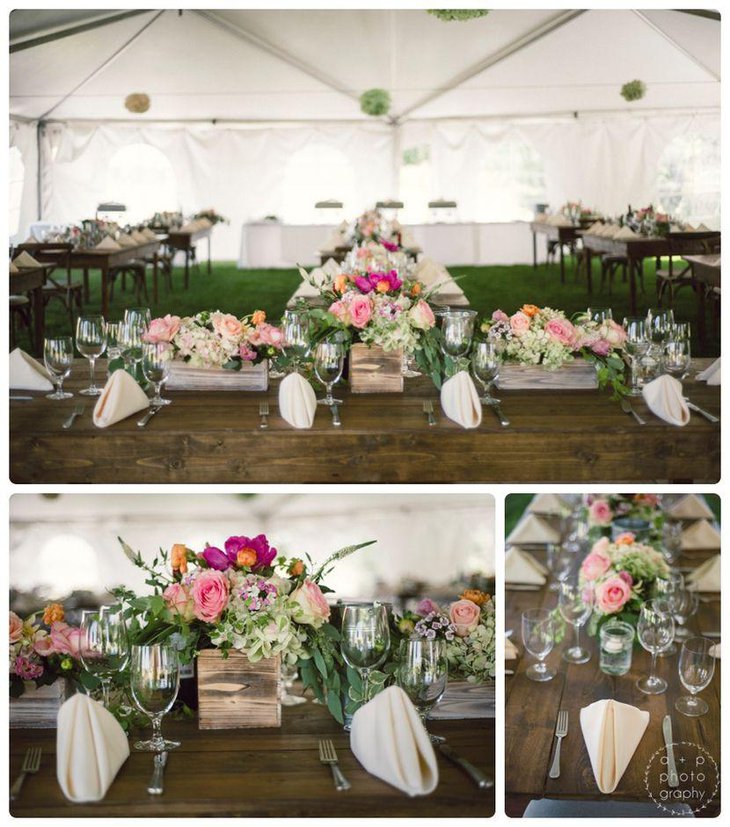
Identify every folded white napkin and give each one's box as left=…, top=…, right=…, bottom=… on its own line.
left=278, top=372, right=316, bottom=429
left=12, top=251, right=41, bottom=268
left=95, top=236, right=122, bottom=251
left=505, top=638, right=519, bottom=660
left=613, top=226, right=638, bottom=240
left=319, top=233, right=344, bottom=252
left=710, top=643, right=720, bottom=659
left=179, top=222, right=197, bottom=232
left=601, top=225, right=620, bottom=238
left=686, top=554, right=720, bottom=591
left=93, top=370, right=149, bottom=428
left=350, top=686, right=438, bottom=797
left=697, top=223, right=711, bottom=231
left=682, top=520, right=721, bottom=551
left=504, top=546, right=547, bottom=585
left=56, top=694, right=129, bottom=803
left=141, top=227, right=158, bottom=240
left=547, top=214, right=571, bottom=227
left=642, top=375, right=689, bottom=426
left=130, top=230, right=148, bottom=244
left=506, top=513, right=559, bottom=545
left=321, top=257, right=342, bottom=278
left=414, top=257, right=450, bottom=288
left=9, top=347, right=54, bottom=391
left=22, top=234, right=41, bottom=244
left=116, top=233, right=136, bottom=247
left=585, top=221, right=604, bottom=234
left=697, top=358, right=720, bottom=386
left=528, top=493, right=566, bottom=516
left=440, top=371, right=482, bottom=429
left=9, top=261, right=19, bottom=273
left=668, top=494, right=714, bottom=520
left=580, top=699, right=649, bottom=794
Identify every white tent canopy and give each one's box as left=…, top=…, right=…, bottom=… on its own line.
left=9, top=8, right=721, bottom=256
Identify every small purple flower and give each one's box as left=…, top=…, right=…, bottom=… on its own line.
left=14, top=655, right=43, bottom=680
left=201, top=546, right=231, bottom=571
left=416, top=598, right=441, bottom=617
left=239, top=578, right=278, bottom=612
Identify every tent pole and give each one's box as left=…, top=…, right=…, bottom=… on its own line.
left=10, top=10, right=151, bottom=53
left=632, top=10, right=720, bottom=81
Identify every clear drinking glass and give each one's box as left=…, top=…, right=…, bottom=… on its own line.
left=669, top=587, right=700, bottom=640
left=471, top=341, right=500, bottom=405
left=397, top=638, right=448, bottom=727
left=440, top=310, right=477, bottom=375
left=282, top=309, right=310, bottom=371
left=558, top=580, right=594, bottom=664
left=130, top=643, right=181, bottom=752
left=521, top=608, right=555, bottom=682
left=587, top=307, right=613, bottom=323
left=646, top=307, right=675, bottom=345
left=623, top=317, right=650, bottom=396
left=106, top=321, right=123, bottom=361
left=119, top=319, right=145, bottom=371
left=124, top=307, right=152, bottom=330
left=653, top=571, right=684, bottom=655
left=676, top=637, right=715, bottom=717
left=43, top=336, right=74, bottom=400
left=76, top=315, right=107, bottom=396
left=546, top=543, right=573, bottom=591
left=79, top=606, right=130, bottom=708
left=141, top=342, right=172, bottom=406
left=661, top=520, right=684, bottom=565
left=340, top=603, right=390, bottom=710
left=636, top=599, right=675, bottom=694
left=314, top=342, right=344, bottom=405
left=663, top=339, right=691, bottom=380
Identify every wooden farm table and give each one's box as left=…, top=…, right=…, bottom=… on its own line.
left=9, top=694, right=494, bottom=817
left=9, top=265, right=49, bottom=353
left=9, top=359, right=719, bottom=484
left=505, top=544, right=721, bottom=817
left=166, top=226, right=212, bottom=288
left=530, top=222, right=583, bottom=283
left=69, top=241, right=162, bottom=318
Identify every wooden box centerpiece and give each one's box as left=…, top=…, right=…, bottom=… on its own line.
left=10, top=679, right=70, bottom=729
left=167, top=360, right=268, bottom=392
left=197, top=650, right=281, bottom=730
left=495, top=359, right=598, bottom=390
left=349, top=344, right=404, bottom=393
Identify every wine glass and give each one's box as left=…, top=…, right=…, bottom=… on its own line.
left=636, top=599, right=675, bottom=694
left=142, top=342, right=172, bottom=406
left=43, top=336, right=74, bottom=400
left=119, top=318, right=145, bottom=371
left=669, top=586, right=700, bottom=640
left=546, top=543, right=574, bottom=591
left=397, top=638, right=448, bottom=729
left=124, top=307, right=152, bottom=330
left=623, top=317, right=650, bottom=396
left=79, top=606, right=130, bottom=709
left=280, top=662, right=307, bottom=707
left=75, top=315, right=107, bottom=396
left=587, top=307, right=613, bottom=323
left=471, top=341, right=500, bottom=405
left=281, top=309, right=310, bottom=372
left=314, top=342, right=344, bottom=406
left=654, top=572, right=684, bottom=655
left=660, top=520, right=684, bottom=566
left=521, top=609, right=555, bottom=682
left=558, top=580, right=594, bottom=663
left=440, top=310, right=477, bottom=376
left=646, top=307, right=675, bottom=346
left=130, top=643, right=181, bottom=752
left=106, top=321, right=123, bottom=361
left=663, top=339, right=691, bottom=380
left=340, top=603, right=390, bottom=711
left=676, top=637, right=716, bottom=717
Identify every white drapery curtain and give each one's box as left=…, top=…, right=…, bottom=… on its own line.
left=9, top=119, right=39, bottom=244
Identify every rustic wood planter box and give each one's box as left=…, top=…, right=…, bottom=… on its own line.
left=349, top=344, right=403, bottom=393
left=10, top=679, right=70, bottom=729
left=496, top=360, right=598, bottom=390
left=197, top=650, right=281, bottom=730
left=167, top=360, right=268, bottom=391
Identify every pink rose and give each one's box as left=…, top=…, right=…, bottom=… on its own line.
left=409, top=299, right=435, bottom=330
left=249, top=323, right=284, bottom=349
left=591, top=537, right=610, bottom=555
left=545, top=317, right=577, bottom=347
left=449, top=599, right=481, bottom=638
left=509, top=312, right=531, bottom=335
left=144, top=314, right=180, bottom=344
left=590, top=339, right=611, bottom=356
left=191, top=570, right=230, bottom=623
left=416, top=598, right=441, bottom=617
left=328, top=300, right=351, bottom=325
left=589, top=499, right=612, bottom=526
left=492, top=310, right=509, bottom=323
left=14, top=655, right=43, bottom=681
left=163, top=583, right=196, bottom=623
left=50, top=622, right=82, bottom=658
left=595, top=576, right=632, bottom=614
left=599, top=319, right=627, bottom=348
left=349, top=295, right=373, bottom=329
left=290, top=580, right=330, bottom=628
left=33, top=635, right=55, bottom=657
left=211, top=312, right=243, bottom=341
left=239, top=345, right=257, bottom=361
left=581, top=550, right=611, bottom=581
left=9, top=611, right=23, bottom=644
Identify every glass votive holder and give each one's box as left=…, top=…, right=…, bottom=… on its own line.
left=599, top=620, right=635, bottom=676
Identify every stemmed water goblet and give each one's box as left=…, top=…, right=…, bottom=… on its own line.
left=397, top=638, right=448, bottom=735
left=646, top=307, right=675, bottom=347
left=623, top=317, right=650, bottom=396
left=521, top=608, right=555, bottom=682
left=130, top=643, right=181, bottom=752
left=119, top=319, right=145, bottom=373
left=558, top=579, right=594, bottom=664
left=314, top=342, right=344, bottom=406
left=668, top=586, right=699, bottom=640
left=663, top=338, right=691, bottom=380
left=106, top=321, right=123, bottom=361
left=676, top=637, right=716, bottom=717
left=124, top=307, right=152, bottom=330
left=340, top=603, right=390, bottom=715
left=660, top=520, right=684, bottom=566
left=142, top=342, right=172, bottom=406
left=471, top=341, right=500, bottom=405
left=636, top=599, right=675, bottom=694
left=587, top=307, right=613, bottom=323
left=79, top=606, right=130, bottom=709
left=654, top=571, right=684, bottom=654
left=281, top=309, right=310, bottom=372
left=440, top=309, right=477, bottom=376
left=43, top=336, right=74, bottom=400
left=76, top=315, right=107, bottom=396
left=546, top=543, right=573, bottom=591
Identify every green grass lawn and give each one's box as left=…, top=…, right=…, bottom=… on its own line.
left=19, top=256, right=718, bottom=358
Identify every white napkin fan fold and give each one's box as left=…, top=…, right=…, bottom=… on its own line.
left=93, top=370, right=149, bottom=428
left=642, top=375, right=689, bottom=426
left=440, top=371, right=481, bottom=429
left=278, top=372, right=316, bottom=429
left=9, top=348, right=53, bottom=391
left=504, top=546, right=547, bottom=585
left=682, top=519, right=721, bottom=551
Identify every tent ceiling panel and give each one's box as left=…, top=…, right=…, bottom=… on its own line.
left=641, top=8, right=721, bottom=79
left=9, top=9, right=131, bottom=43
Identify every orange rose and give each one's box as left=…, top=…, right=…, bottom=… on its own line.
left=171, top=544, right=188, bottom=574
left=288, top=559, right=305, bottom=577
left=237, top=548, right=257, bottom=568
left=334, top=274, right=348, bottom=294
left=460, top=589, right=489, bottom=606
left=43, top=603, right=64, bottom=625
left=521, top=304, right=540, bottom=318
left=411, top=282, right=422, bottom=296
left=376, top=279, right=390, bottom=293
left=615, top=532, right=636, bottom=546
left=252, top=310, right=266, bottom=326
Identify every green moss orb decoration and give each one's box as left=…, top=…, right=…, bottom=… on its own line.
left=360, top=88, right=391, bottom=117
left=620, top=80, right=646, bottom=102
left=428, top=10, right=490, bottom=22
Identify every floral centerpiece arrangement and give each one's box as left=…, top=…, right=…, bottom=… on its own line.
left=142, top=310, right=283, bottom=369
left=193, top=208, right=229, bottom=225
left=579, top=533, right=670, bottom=636
left=626, top=204, right=671, bottom=237
left=585, top=494, right=663, bottom=534
left=352, top=208, right=386, bottom=244
left=479, top=304, right=628, bottom=396
left=560, top=201, right=600, bottom=224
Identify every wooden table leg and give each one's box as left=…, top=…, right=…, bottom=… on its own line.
left=101, top=266, right=109, bottom=318
left=83, top=268, right=90, bottom=303
left=153, top=254, right=159, bottom=304
left=532, top=232, right=537, bottom=269
left=628, top=258, right=638, bottom=315
left=31, top=286, right=44, bottom=354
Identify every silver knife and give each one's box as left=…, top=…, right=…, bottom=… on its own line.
left=138, top=405, right=162, bottom=428
left=436, top=741, right=493, bottom=789
left=684, top=399, right=719, bottom=423
left=489, top=403, right=510, bottom=427
left=147, top=751, right=168, bottom=795
left=329, top=404, right=341, bottom=427
left=662, top=715, right=679, bottom=788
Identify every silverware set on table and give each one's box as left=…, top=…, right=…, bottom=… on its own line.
left=422, top=399, right=510, bottom=428
left=619, top=396, right=719, bottom=425
left=548, top=709, right=568, bottom=778
left=62, top=404, right=85, bottom=429
left=10, top=746, right=42, bottom=800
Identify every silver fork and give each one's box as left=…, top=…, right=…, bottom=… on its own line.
left=683, top=397, right=719, bottom=423
left=10, top=746, right=42, bottom=800
left=318, top=739, right=351, bottom=791
left=259, top=401, right=269, bottom=429
left=62, top=404, right=85, bottom=430
left=620, top=397, right=646, bottom=425
left=423, top=399, right=437, bottom=426
left=548, top=710, right=568, bottom=779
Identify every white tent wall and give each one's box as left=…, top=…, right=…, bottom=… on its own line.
left=9, top=119, right=39, bottom=241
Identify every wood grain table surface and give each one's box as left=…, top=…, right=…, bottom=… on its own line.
left=9, top=695, right=494, bottom=818
left=505, top=545, right=721, bottom=817
left=9, top=359, right=719, bottom=484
